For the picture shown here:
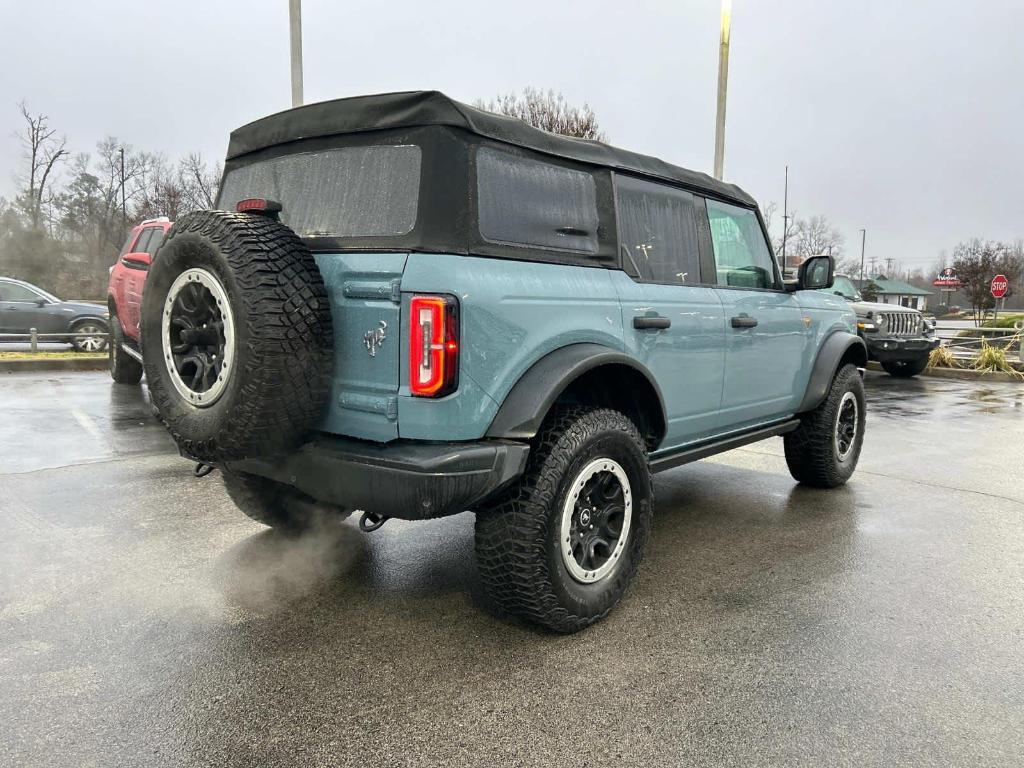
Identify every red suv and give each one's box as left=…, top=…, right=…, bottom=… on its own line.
left=107, top=217, right=172, bottom=382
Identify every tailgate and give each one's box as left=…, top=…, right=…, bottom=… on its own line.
left=313, top=252, right=407, bottom=441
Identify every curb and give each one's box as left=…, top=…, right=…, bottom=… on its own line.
left=0, top=357, right=108, bottom=373
left=866, top=361, right=1024, bottom=384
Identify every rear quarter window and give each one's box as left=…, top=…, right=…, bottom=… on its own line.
left=476, top=147, right=599, bottom=254
left=218, top=145, right=422, bottom=238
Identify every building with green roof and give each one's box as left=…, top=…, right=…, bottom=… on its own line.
left=855, top=275, right=934, bottom=311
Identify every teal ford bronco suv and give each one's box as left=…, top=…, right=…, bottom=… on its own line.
left=141, top=92, right=867, bottom=632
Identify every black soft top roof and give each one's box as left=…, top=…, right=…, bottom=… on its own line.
left=226, top=90, right=756, bottom=207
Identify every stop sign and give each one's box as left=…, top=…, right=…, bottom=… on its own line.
left=991, top=274, right=1009, bottom=298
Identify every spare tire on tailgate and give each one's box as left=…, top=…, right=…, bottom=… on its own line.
left=140, top=210, right=333, bottom=462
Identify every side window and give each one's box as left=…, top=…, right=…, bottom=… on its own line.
left=0, top=282, right=43, bottom=302
left=147, top=228, right=166, bottom=255
left=705, top=199, right=776, bottom=289
left=616, top=176, right=700, bottom=284
left=130, top=228, right=155, bottom=255
left=118, top=229, right=139, bottom=257
left=476, top=147, right=599, bottom=254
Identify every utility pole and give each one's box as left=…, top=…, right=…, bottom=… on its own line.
left=781, top=164, right=789, bottom=272
left=859, top=228, right=866, bottom=286
left=712, top=0, right=731, bottom=180
left=289, top=0, right=304, bottom=107
left=119, top=147, right=127, bottom=227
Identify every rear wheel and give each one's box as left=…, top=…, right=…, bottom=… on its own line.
left=475, top=407, right=652, bottom=633
left=784, top=363, right=865, bottom=488
left=222, top=470, right=348, bottom=530
left=881, top=357, right=928, bottom=377
left=108, top=314, right=143, bottom=384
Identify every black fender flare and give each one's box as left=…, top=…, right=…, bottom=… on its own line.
left=797, top=331, right=867, bottom=413
left=485, top=343, right=667, bottom=442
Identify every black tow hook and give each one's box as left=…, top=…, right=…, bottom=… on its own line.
left=359, top=511, right=389, bottom=532
left=193, top=462, right=215, bottom=478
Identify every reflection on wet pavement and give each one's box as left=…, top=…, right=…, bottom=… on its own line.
left=1, top=370, right=1022, bottom=766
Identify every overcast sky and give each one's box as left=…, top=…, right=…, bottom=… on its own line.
left=1, top=0, right=1021, bottom=271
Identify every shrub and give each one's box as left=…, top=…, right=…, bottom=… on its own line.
left=981, top=314, right=1024, bottom=329
left=971, top=340, right=1023, bottom=378
left=928, top=346, right=958, bottom=369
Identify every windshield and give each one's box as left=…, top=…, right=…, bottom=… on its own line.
left=824, top=275, right=861, bottom=301
left=218, top=144, right=422, bottom=238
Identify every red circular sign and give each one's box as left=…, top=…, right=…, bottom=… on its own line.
left=991, top=274, right=1009, bottom=298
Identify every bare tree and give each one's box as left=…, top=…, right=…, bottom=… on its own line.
left=951, top=239, right=1024, bottom=324
left=475, top=88, right=606, bottom=141
left=789, top=214, right=845, bottom=262
left=16, top=102, right=68, bottom=229
left=179, top=153, right=220, bottom=211
left=764, top=208, right=841, bottom=268
left=133, top=153, right=220, bottom=221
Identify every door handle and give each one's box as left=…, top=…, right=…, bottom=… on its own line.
left=730, top=315, right=758, bottom=328
left=634, top=315, right=671, bottom=330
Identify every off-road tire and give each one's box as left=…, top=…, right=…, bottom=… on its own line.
left=140, top=210, right=333, bottom=462
left=222, top=470, right=347, bottom=530
left=108, top=314, right=143, bottom=384
left=784, top=363, right=865, bottom=488
left=881, top=357, right=928, bottom=378
left=475, top=406, right=652, bottom=633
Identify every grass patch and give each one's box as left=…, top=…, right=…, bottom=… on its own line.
left=981, top=314, right=1024, bottom=329
left=927, top=346, right=959, bottom=369
left=971, top=340, right=1024, bottom=378
left=0, top=350, right=106, bottom=361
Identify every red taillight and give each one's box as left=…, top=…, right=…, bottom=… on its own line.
left=235, top=198, right=282, bottom=215
left=409, top=295, right=459, bottom=397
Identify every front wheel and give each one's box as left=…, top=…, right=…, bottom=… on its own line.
left=108, top=315, right=143, bottom=384
left=881, top=357, right=928, bottom=377
left=474, top=407, right=652, bottom=633
left=784, top=363, right=866, bottom=488
left=72, top=320, right=109, bottom=353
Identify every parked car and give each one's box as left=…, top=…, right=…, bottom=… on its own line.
left=106, top=217, right=172, bottom=382
left=141, top=91, right=867, bottom=632
left=0, top=277, right=109, bottom=352
left=825, top=275, right=939, bottom=377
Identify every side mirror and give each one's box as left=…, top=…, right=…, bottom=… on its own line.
left=789, top=254, right=834, bottom=291
left=35, top=297, right=48, bottom=307
left=122, top=252, right=152, bottom=269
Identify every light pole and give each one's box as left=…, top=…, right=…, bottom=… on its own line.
left=713, top=0, right=731, bottom=180
left=781, top=164, right=789, bottom=271
left=859, top=228, right=867, bottom=285
left=119, top=147, right=126, bottom=227
left=289, top=0, right=304, bottom=107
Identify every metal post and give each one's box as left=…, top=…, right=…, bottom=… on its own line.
left=119, top=147, right=126, bottom=226
left=289, top=0, right=304, bottom=107
left=859, top=228, right=867, bottom=286
left=30, top=327, right=37, bottom=353
left=781, top=164, right=789, bottom=271
left=712, top=0, right=731, bottom=180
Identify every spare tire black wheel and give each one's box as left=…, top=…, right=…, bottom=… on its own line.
left=140, top=210, right=333, bottom=462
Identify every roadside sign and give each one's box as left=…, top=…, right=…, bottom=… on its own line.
left=991, top=274, right=1009, bottom=298
left=933, top=267, right=961, bottom=288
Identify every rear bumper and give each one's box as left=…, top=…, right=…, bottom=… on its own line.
left=864, top=335, right=939, bottom=362
left=226, top=436, right=530, bottom=520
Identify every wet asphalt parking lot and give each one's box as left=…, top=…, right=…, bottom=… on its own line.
left=1, top=370, right=1022, bottom=767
